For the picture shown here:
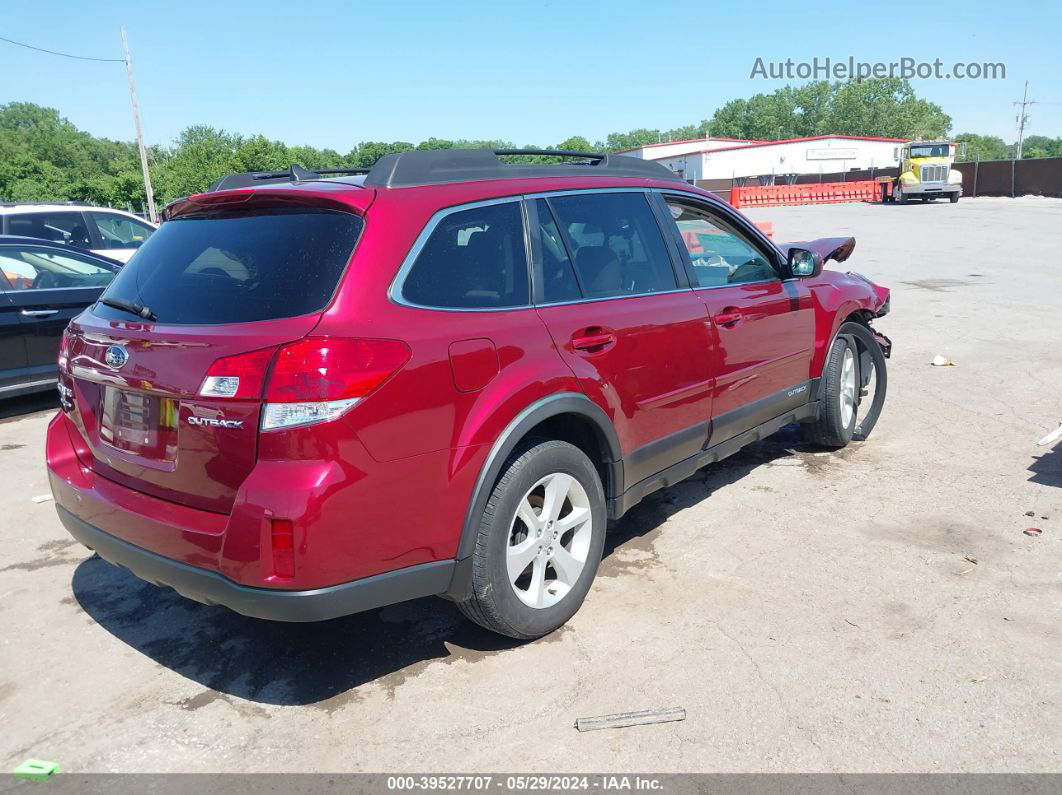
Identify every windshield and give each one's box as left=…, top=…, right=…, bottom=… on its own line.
left=909, top=144, right=950, bottom=158
left=94, top=208, right=362, bottom=325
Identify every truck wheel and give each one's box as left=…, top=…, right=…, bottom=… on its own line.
left=896, top=186, right=909, bottom=204
left=457, top=438, right=606, bottom=640
left=950, top=192, right=960, bottom=203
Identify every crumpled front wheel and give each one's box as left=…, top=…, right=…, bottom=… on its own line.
left=803, top=321, right=888, bottom=448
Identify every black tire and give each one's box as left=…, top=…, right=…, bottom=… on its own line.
left=949, top=192, right=960, bottom=203
left=898, top=190, right=909, bottom=205
left=803, top=327, right=860, bottom=449
left=456, top=438, right=606, bottom=640
left=803, top=321, right=888, bottom=448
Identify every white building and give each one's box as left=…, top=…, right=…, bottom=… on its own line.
left=622, top=135, right=908, bottom=181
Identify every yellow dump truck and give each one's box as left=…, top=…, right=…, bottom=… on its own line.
left=879, top=141, right=967, bottom=204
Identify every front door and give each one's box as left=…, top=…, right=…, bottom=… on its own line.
left=659, top=195, right=815, bottom=444
left=529, top=192, right=714, bottom=486
left=0, top=242, right=118, bottom=383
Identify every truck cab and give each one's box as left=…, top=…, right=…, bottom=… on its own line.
left=893, top=140, right=966, bottom=203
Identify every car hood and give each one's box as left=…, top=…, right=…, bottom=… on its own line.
left=777, top=236, right=856, bottom=265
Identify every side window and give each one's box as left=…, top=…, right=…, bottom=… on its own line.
left=7, top=212, right=93, bottom=249
left=666, top=200, right=777, bottom=288
left=533, top=199, right=580, bottom=304
left=402, top=202, right=529, bottom=309
left=0, top=247, right=116, bottom=290
left=547, top=192, right=676, bottom=299
left=88, top=212, right=155, bottom=250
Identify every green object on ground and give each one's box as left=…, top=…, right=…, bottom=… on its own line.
left=13, top=759, right=60, bottom=781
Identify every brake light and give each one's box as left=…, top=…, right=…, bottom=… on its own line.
left=199, top=347, right=277, bottom=399
left=261, top=337, right=410, bottom=431
left=270, top=519, right=295, bottom=580
left=58, top=329, right=74, bottom=371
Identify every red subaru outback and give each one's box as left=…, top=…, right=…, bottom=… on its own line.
left=47, top=150, right=890, bottom=639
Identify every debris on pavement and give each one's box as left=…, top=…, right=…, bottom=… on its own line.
left=1037, top=424, right=1062, bottom=446
left=930, top=355, right=956, bottom=366
left=964, top=555, right=978, bottom=565
left=13, top=759, right=60, bottom=781
left=1025, top=510, right=1036, bottom=516
left=1023, top=528, right=1043, bottom=537
left=575, top=707, right=686, bottom=732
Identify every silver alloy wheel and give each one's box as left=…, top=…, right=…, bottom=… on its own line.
left=507, top=472, right=593, bottom=609
left=840, top=345, right=857, bottom=427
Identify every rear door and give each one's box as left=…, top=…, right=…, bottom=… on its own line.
left=0, top=242, right=118, bottom=387
left=63, top=204, right=364, bottom=514
left=4, top=210, right=94, bottom=249
left=529, top=191, right=714, bottom=486
left=85, top=210, right=156, bottom=263
left=658, top=194, right=814, bottom=444
left=0, top=285, right=28, bottom=394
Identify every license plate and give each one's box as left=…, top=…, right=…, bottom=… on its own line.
left=99, top=386, right=179, bottom=461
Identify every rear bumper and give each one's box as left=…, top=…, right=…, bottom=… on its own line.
left=58, top=505, right=454, bottom=622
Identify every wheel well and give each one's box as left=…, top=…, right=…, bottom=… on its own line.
left=844, top=309, right=873, bottom=327
left=523, top=413, right=614, bottom=499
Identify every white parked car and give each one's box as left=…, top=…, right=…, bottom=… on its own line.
left=0, top=203, right=156, bottom=263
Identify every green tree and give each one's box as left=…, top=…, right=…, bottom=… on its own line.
left=1019, top=135, right=1062, bottom=159
left=954, top=133, right=1011, bottom=161
left=817, top=78, right=950, bottom=139
left=707, top=79, right=950, bottom=142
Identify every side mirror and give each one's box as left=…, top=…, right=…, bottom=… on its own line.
left=787, top=247, right=822, bottom=278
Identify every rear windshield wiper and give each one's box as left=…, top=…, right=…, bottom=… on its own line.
left=99, top=297, right=157, bottom=322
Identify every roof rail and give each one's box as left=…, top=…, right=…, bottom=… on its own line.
left=206, top=149, right=682, bottom=193
left=207, top=164, right=371, bottom=192
left=1, top=200, right=92, bottom=208
left=364, top=148, right=682, bottom=188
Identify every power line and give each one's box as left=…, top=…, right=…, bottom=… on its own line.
left=0, top=34, right=123, bottom=62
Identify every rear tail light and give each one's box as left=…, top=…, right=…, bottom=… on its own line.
left=58, top=329, right=73, bottom=371
left=270, top=519, right=295, bottom=580
left=261, top=337, right=410, bottom=431
left=199, top=338, right=410, bottom=430
left=198, top=347, right=278, bottom=399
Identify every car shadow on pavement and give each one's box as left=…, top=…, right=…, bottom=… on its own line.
left=71, top=426, right=811, bottom=706
left=0, top=391, right=59, bottom=422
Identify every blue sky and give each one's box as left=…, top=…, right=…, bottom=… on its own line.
left=2, top=0, right=1059, bottom=151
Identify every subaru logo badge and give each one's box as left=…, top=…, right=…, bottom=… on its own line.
left=104, top=345, right=129, bottom=370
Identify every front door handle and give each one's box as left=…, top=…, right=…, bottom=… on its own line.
left=20, top=309, right=59, bottom=318
left=714, top=307, right=743, bottom=327
left=571, top=328, right=617, bottom=352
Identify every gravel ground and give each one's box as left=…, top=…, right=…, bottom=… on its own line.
left=0, top=197, right=1059, bottom=774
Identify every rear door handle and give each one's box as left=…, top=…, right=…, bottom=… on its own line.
left=20, top=309, right=59, bottom=318
left=571, top=329, right=617, bottom=352
left=713, top=307, right=743, bottom=327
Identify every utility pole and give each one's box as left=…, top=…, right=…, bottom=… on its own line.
left=121, top=27, right=157, bottom=224
left=1013, top=81, right=1036, bottom=161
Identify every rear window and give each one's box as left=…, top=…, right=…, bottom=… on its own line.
left=94, top=209, right=362, bottom=325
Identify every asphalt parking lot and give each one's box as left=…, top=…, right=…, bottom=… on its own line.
left=1, top=197, right=1059, bottom=774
